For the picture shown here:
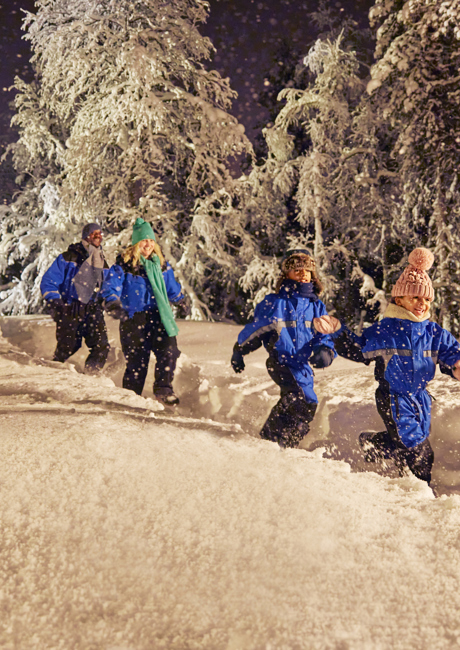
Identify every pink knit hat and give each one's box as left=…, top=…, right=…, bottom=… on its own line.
left=391, top=248, right=434, bottom=301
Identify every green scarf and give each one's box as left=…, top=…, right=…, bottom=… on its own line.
left=141, top=255, right=179, bottom=337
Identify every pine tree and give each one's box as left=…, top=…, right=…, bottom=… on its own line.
left=232, top=34, right=394, bottom=327
left=368, top=0, right=460, bottom=333
left=0, top=0, right=251, bottom=317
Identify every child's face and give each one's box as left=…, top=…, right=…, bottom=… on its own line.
left=287, top=268, right=312, bottom=283
left=395, top=295, right=432, bottom=318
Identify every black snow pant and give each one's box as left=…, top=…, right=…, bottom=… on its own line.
left=119, top=309, right=181, bottom=397
left=259, top=354, right=317, bottom=448
left=375, top=385, right=434, bottom=483
left=54, top=300, right=109, bottom=374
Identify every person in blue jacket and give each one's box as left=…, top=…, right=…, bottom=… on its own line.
left=101, top=217, right=190, bottom=405
left=40, top=223, right=110, bottom=374
left=231, top=250, right=336, bottom=448
left=313, top=248, right=460, bottom=484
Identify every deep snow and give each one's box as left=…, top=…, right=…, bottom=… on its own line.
left=1, top=314, right=460, bottom=649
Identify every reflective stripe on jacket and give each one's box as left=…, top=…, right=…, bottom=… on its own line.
left=358, top=318, right=460, bottom=395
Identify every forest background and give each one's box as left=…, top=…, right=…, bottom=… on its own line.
left=0, top=0, right=460, bottom=337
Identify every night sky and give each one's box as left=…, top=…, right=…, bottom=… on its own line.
left=0, top=0, right=374, bottom=146
left=0, top=0, right=35, bottom=112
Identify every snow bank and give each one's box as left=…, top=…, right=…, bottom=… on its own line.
left=2, top=315, right=459, bottom=494
left=1, top=318, right=460, bottom=648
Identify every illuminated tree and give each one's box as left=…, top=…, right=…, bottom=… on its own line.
left=0, top=0, right=251, bottom=316
left=368, top=0, right=460, bottom=333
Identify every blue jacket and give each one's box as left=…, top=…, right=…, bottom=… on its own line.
left=40, top=243, right=109, bottom=304
left=237, top=282, right=335, bottom=402
left=100, top=256, right=184, bottom=318
left=332, top=308, right=460, bottom=446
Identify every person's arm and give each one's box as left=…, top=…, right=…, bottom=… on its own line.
left=231, top=299, right=277, bottom=373
left=100, top=264, right=124, bottom=304
left=437, top=328, right=460, bottom=380
left=100, top=265, right=129, bottom=321
left=40, top=255, right=66, bottom=301
left=40, top=255, right=68, bottom=319
left=313, top=315, right=370, bottom=365
left=163, top=263, right=185, bottom=303
left=305, top=301, right=337, bottom=368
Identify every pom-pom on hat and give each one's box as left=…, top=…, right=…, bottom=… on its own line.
left=132, top=217, right=156, bottom=246
left=391, top=247, right=434, bottom=301
left=82, top=222, right=101, bottom=241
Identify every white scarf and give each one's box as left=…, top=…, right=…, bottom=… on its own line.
left=381, top=302, right=430, bottom=323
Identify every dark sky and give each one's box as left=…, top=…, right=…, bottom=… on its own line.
left=0, top=0, right=374, bottom=144
left=203, top=0, right=375, bottom=138
left=0, top=0, right=35, bottom=103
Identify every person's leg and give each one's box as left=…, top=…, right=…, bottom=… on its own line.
left=119, top=312, right=151, bottom=395
left=81, top=303, right=110, bottom=374
left=53, top=303, right=84, bottom=362
left=405, top=438, right=434, bottom=483
left=374, top=386, right=434, bottom=482
left=259, top=355, right=317, bottom=448
left=150, top=314, right=181, bottom=402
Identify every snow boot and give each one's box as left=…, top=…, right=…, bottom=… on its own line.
left=359, top=431, right=393, bottom=462
left=154, top=387, right=180, bottom=407
left=359, top=431, right=408, bottom=476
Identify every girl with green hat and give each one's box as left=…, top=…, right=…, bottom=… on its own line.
left=101, top=218, right=190, bottom=405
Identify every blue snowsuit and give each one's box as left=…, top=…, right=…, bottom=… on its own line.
left=332, top=306, right=460, bottom=481
left=101, top=257, right=184, bottom=396
left=234, top=281, right=335, bottom=447
left=40, top=242, right=110, bottom=372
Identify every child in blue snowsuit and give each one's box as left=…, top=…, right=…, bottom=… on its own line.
left=101, top=218, right=189, bottom=405
left=313, top=248, right=460, bottom=484
left=231, top=250, right=336, bottom=448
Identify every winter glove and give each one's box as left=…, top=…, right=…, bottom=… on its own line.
left=313, top=315, right=342, bottom=335
left=45, top=298, right=64, bottom=322
left=175, top=295, right=191, bottom=318
left=310, top=345, right=334, bottom=369
left=105, top=300, right=128, bottom=322
left=231, top=346, right=245, bottom=374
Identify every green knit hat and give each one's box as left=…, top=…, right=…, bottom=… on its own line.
left=132, top=217, right=156, bottom=245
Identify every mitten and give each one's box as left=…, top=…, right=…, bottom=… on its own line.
left=313, top=315, right=341, bottom=335
left=176, top=295, right=191, bottom=318
left=231, top=346, right=245, bottom=374
left=310, top=345, right=334, bottom=369
left=45, top=298, right=64, bottom=322
left=105, top=300, right=128, bottom=322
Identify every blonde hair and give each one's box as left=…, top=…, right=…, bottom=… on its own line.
left=123, top=239, right=165, bottom=268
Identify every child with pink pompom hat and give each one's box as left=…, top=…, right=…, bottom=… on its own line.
left=313, top=248, right=460, bottom=488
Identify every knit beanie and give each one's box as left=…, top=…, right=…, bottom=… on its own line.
left=391, top=248, right=434, bottom=301
left=281, top=251, right=316, bottom=274
left=82, top=223, right=101, bottom=241
left=132, top=217, right=156, bottom=245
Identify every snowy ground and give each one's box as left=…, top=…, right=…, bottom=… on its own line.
left=1, top=314, right=460, bottom=649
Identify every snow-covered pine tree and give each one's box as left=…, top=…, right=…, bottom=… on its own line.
left=0, top=0, right=251, bottom=317
left=368, top=0, right=460, bottom=334
left=234, top=35, right=394, bottom=326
